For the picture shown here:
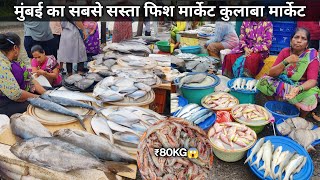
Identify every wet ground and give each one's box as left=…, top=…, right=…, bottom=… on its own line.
left=1, top=24, right=319, bottom=180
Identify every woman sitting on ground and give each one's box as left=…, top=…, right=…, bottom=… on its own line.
left=205, top=21, right=239, bottom=60
left=0, top=33, right=46, bottom=116
left=31, top=45, right=62, bottom=87
left=256, top=28, right=319, bottom=118
left=222, top=19, right=273, bottom=78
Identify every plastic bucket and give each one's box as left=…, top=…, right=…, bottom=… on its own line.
left=264, top=101, right=300, bottom=124
left=174, top=73, right=220, bottom=105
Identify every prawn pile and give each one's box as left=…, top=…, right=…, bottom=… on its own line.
left=137, top=117, right=214, bottom=179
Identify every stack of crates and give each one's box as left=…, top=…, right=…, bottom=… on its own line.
left=270, top=21, right=297, bottom=55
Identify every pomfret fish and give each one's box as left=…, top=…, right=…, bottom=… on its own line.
left=134, top=82, right=152, bottom=92
left=97, top=70, right=116, bottom=77
left=131, top=123, right=148, bottom=133
left=244, top=137, right=265, bottom=164
left=65, top=74, right=83, bottom=85
left=118, top=86, right=139, bottom=94
left=103, top=59, right=116, bottom=69
left=53, top=129, right=136, bottom=163
left=113, top=132, right=140, bottom=145
left=91, top=115, right=114, bottom=144
left=74, top=78, right=95, bottom=90
left=86, top=73, right=103, bottom=82
left=107, top=110, right=141, bottom=125
left=99, top=91, right=125, bottom=102
left=28, top=98, right=87, bottom=130
left=10, top=137, right=132, bottom=178
left=179, top=73, right=207, bottom=88
left=128, top=90, right=147, bottom=100
left=128, top=61, right=146, bottom=67
left=10, top=113, right=52, bottom=139
left=40, top=94, right=100, bottom=113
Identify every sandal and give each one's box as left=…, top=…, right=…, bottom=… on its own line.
left=311, top=112, right=320, bottom=122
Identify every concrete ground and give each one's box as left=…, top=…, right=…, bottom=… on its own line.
left=0, top=23, right=319, bottom=180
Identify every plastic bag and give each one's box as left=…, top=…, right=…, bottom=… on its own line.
left=216, top=111, right=233, bottom=123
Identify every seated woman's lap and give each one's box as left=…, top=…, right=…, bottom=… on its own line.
left=0, top=99, right=29, bottom=117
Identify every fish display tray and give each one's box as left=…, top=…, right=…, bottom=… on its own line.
left=227, top=77, right=259, bottom=94
left=247, top=136, right=314, bottom=180
left=62, top=79, right=97, bottom=92
left=102, top=90, right=155, bottom=107
left=27, top=102, right=93, bottom=125
left=275, top=119, right=320, bottom=147
left=117, top=56, right=158, bottom=70
left=172, top=107, right=216, bottom=131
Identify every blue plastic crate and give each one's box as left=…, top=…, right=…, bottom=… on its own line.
left=272, top=35, right=291, bottom=45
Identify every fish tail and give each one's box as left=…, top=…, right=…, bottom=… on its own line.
left=94, top=107, right=103, bottom=115
left=78, top=115, right=90, bottom=131
left=100, top=161, right=133, bottom=174
left=263, top=168, right=270, bottom=178
left=244, top=155, right=252, bottom=164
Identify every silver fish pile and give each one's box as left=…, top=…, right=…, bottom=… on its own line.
left=178, top=73, right=207, bottom=88
left=208, top=122, right=256, bottom=150
left=245, top=138, right=307, bottom=180
left=137, top=118, right=214, bottom=179
left=231, top=78, right=258, bottom=92
left=91, top=106, right=164, bottom=147
left=277, top=117, right=320, bottom=150
left=65, top=73, right=102, bottom=90
left=53, top=129, right=136, bottom=163
left=174, top=103, right=213, bottom=125
left=120, top=55, right=155, bottom=68
left=10, top=113, right=52, bottom=139
left=175, top=53, right=198, bottom=60
left=28, top=98, right=87, bottom=130
left=113, top=68, right=159, bottom=87
left=103, top=42, right=151, bottom=55
left=93, top=76, right=152, bottom=102
left=10, top=137, right=132, bottom=179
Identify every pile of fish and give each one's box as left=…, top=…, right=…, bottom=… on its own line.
left=0, top=114, right=9, bottom=134
left=148, top=54, right=171, bottom=67
left=245, top=138, right=307, bottom=180
left=28, top=93, right=102, bottom=130
left=93, top=76, right=152, bottom=103
left=174, top=103, right=213, bottom=125
left=170, top=93, right=181, bottom=113
left=185, top=57, right=216, bottom=73
left=137, top=118, right=214, bottom=179
left=178, top=73, right=207, bottom=88
left=232, top=104, right=270, bottom=122
left=113, top=68, right=159, bottom=87
left=277, top=117, right=320, bottom=150
left=65, top=73, right=103, bottom=90
left=91, top=106, right=165, bottom=147
left=9, top=114, right=134, bottom=179
left=119, top=55, right=156, bottom=68
left=175, top=53, right=198, bottom=60
left=202, top=92, right=238, bottom=110
left=208, top=122, right=256, bottom=150
left=103, top=42, right=151, bottom=55
left=231, top=78, right=258, bottom=92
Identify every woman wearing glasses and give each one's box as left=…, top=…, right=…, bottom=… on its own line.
left=0, top=33, right=46, bottom=116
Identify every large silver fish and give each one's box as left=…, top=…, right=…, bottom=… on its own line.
left=47, top=90, right=98, bottom=102
left=178, top=73, right=207, bottom=88
left=40, top=94, right=100, bottom=113
left=65, top=74, right=83, bottom=85
left=28, top=98, right=87, bottom=130
left=53, top=129, right=136, bottom=163
left=85, top=73, right=103, bottom=82
left=10, top=137, right=132, bottom=178
left=74, top=78, right=95, bottom=90
left=244, top=137, right=265, bottom=164
left=10, top=113, right=52, bottom=139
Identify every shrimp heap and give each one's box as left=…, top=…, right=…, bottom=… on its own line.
left=137, top=117, right=214, bottom=180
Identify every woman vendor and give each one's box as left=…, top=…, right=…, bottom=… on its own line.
left=256, top=28, right=319, bottom=118
left=222, top=20, right=273, bottom=78
left=0, top=33, right=46, bottom=116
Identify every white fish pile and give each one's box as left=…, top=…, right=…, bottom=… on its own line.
left=120, top=55, right=155, bottom=68
left=64, top=73, right=103, bottom=90
left=170, top=93, right=181, bottom=113
left=245, top=138, right=307, bottom=180
left=175, top=53, right=198, bottom=60
left=174, top=103, right=213, bottom=125
left=185, top=58, right=215, bottom=73
left=231, top=78, right=258, bottom=92
left=277, top=117, right=320, bottom=151
left=113, top=68, right=159, bottom=87
left=91, top=106, right=165, bottom=147
left=103, top=42, right=151, bottom=55
left=93, top=76, right=152, bottom=103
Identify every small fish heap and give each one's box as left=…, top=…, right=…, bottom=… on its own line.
left=174, top=103, right=213, bottom=125
left=202, top=92, right=238, bottom=110
left=93, top=76, right=152, bottom=102
left=232, top=104, right=270, bottom=122
left=170, top=93, right=181, bottom=113
left=137, top=117, right=214, bottom=179
left=245, top=138, right=307, bottom=180
left=91, top=106, right=164, bottom=147
left=65, top=73, right=103, bottom=90
left=114, top=68, right=159, bottom=87
left=231, top=78, right=258, bottom=92
left=208, top=122, right=256, bottom=150
left=277, top=117, right=320, bottom=151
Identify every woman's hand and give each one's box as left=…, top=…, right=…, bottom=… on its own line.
left=285, top=54, right=299, bottom=64
left=37, top=69, right=46, bottom=76
left=244, top=47, right=253, bottom=57
left=83, top=30, right=88, bottom=40
left=285, top=87, right=300, bottom=100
